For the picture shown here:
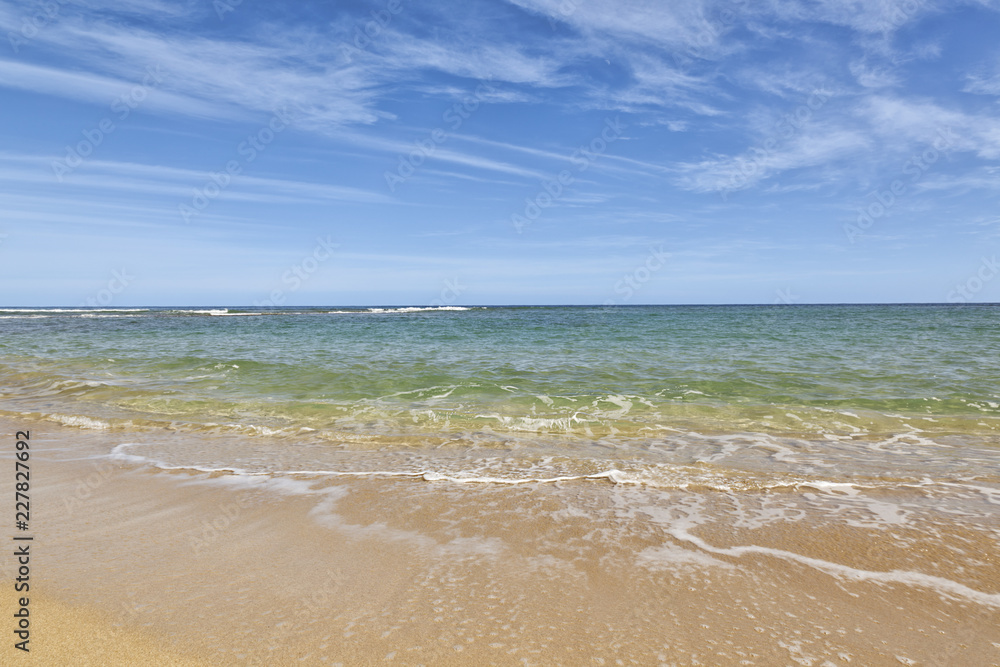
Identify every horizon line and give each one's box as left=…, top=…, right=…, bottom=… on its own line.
left=2, top=303, right=997, bottom=308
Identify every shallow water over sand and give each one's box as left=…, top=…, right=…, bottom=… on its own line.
left=9, top=421, right=997, bottom=666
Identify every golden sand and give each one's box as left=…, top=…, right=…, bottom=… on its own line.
left=0, top=587, right=211, bottom=666
left=1, top=419, right=998, bottom=665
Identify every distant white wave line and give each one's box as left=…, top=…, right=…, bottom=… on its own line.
left=149, top=309, right=260, bottom=316
left=366, top=306, right=473, bottom=312
left=0, top=308, right=150, bottom=312
left=0, top=307, right=482, bottom=316
left=669, top=527, right=1000, bottom=608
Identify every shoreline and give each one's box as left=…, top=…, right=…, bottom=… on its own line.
left=1, top=418, right=998, bottom=665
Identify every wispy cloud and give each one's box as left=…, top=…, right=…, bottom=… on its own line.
left=0, top=153, right=392, bottom=226
left=0, top=58, right=237, bottom=119
left=671, top=127, right=872, bottom=193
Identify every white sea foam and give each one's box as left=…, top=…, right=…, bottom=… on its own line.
left=365, top=306, right=473, bottom=313
left=799, top=481, right=861, bottom=494
left=420, top=469, right=638, bottom=485
left=475, top=412, right=598, bottom=432
left=594, top=394, right=633, bottom=417
left=375, top=383, right=468, bottom=400
left=936, top=481, right=1000, bottom=504
left=636, top=543, right=737, bottom=571
left=48, top=414, right=112, bottom=430
left=103, top=445, right=655, bottom=488
left=667, top=523, right=1000, bottom=608
left=94, top=440, right=1000, bottom=501
left=0, top=308, right=150, bottom=313
left=109, top=442, right=165, bottom=466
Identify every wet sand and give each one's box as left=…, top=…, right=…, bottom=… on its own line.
left=1, top=419, right=999, bottom=665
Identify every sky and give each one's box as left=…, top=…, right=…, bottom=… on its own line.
left=1, top=0, right=999, bottom=306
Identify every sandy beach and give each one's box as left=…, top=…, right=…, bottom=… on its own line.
left=2, top=417, right=998, bottom=665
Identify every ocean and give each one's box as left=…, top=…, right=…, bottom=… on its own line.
left=2, top=304, right=999, bottom=487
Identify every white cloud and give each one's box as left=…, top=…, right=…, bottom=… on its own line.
left=374, top=31, right=571, bottom=88
left=335, top=132, right=549, bottom=180
left=506, top=0, right=723, bottom=49
left=769, top=0, right=937, bottom=34
left=672, top=127, right=871, bottom=193
left=964, top=69, right=1000, bottom=96
left=0, top=153, right=391, bottom=205
left=856, top=96, right=1000, bottom=158
left=0, top=59, right=239, bottom=119
left=849, top=59, right=901, bottom=88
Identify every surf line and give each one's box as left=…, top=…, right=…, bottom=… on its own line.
left=668, top=526, right=1000, bottom=609
left=108, top=443, right=646, bottom=486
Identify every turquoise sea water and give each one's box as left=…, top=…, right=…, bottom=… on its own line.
left=2, top=304, right=999, bottom=487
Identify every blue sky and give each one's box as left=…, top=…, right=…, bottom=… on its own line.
left=1, top=0, right=999, bottom=305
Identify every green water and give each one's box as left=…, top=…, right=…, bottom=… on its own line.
left=1, top=305, right=998, bottom=446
